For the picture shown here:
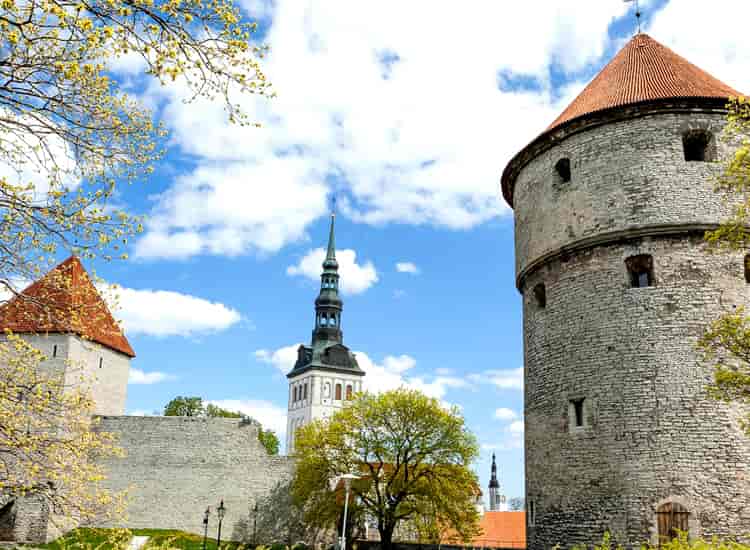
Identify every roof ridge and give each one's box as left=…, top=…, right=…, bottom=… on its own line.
left=0, top=256, right=135, bottom=357
left=546, top=33, right=741, bottom=132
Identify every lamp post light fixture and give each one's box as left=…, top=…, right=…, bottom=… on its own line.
left=202, top=507, right=211, bottom=550
left=216, top=500, right=226, bottom=550
left=339, top=474, right=359, bottom=550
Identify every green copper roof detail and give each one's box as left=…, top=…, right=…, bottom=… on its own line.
left=323, top=213, right=338, bottom=269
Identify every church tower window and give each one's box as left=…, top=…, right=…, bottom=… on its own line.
left=744, top=254, right=750, bottom=283
left=303, top=383, right=308, bottom=400
left=346, top=385, right=353, bottom=400
left=52, top=344, right=57, bottom=358
left=570, top=398, right=585, bottom=429
left=335, top=383, right=342, bottom=400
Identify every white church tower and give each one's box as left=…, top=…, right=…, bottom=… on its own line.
left=488, top=453, right=507, bottom=511
left=286, top=214, right=365, bottom=454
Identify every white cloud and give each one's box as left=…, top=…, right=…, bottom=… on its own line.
left=287, top=247, right=378, bottom=295
left=395, top=262, right=419, bottom=274
left=486, top=367, right=524, bottom=391
left=128, top=368, right=173, bottom=385
left=508, top=420, right=525, bottom=434
left=647, top=1, right=750, bottom=93
left=255, top=344, right=301, bottom=374
left=109, top=285, right=242, bottom=337
left=126, top=409, right=157, bottom=416
left=136, top=0, right=639, bottom=259
left=207, top=399, right=288, bottom=437
left=135, top=160, right=329, bottom=259
left=494, top=408, right=518, bottom=421
left=356, top=352, right=468, bottom=399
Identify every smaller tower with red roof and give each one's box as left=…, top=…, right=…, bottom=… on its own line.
left=0, top=257, right=135, bottom=416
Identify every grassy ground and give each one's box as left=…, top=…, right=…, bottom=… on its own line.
left=26, top=528, right=246, bottom=550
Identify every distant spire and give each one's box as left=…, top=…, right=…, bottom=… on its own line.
left=489, top=453, right=500, bottom=488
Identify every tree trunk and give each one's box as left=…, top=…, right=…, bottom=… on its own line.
left=378, top=524, right=395, bottom=550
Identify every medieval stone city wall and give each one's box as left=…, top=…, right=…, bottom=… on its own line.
left=513, top=110, right=750, bottom=548
left=94, top=416, right=295, bottom=540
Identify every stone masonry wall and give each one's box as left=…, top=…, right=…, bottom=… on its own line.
left=513, top=111, right=741, bottom=278
left=513, top=110, right=750, bottom=549
left=94, top=416, right=295, bottom=540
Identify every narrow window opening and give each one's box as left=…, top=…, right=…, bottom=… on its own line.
left=304, top=383, right=308, bottom=400
left=570, top=398, right=585, bottom=428
left=346, top=385, right=353, bottom=400
left=335, top=383, right=342, bottom=400
left=683, top=130, right=713, bottom=162
left=528, top=500, right=536, bottom=526
left=98, top=357, right=103, bottom=369
left=744, top=255, right=750, bottom=283
left=52, top=345, right=57, bottom=358
left=293, top=386, right=298, bottom=402
left=555, top=158, right=571, bottom=183
left=533, top=283, right=546, bottom=309
left=626, top=254, right=654, bottom=288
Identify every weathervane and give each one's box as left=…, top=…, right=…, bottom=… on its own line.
left=624, top=0, right=642, bottom=34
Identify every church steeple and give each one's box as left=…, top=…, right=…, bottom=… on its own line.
left=312, top=213, right=343, bottom=347
left=489, top=453, right=500, bottom=489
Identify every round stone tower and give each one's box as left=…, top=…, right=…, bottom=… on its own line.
left=501, top=34, right=750, bottom=548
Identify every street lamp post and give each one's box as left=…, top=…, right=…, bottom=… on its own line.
left=252, top=502, right=258, bottom=547
left=202, top=507, right=211, bottom=550
left=216, top=500, right=226, bottom=550
left=339, top=474, right=359, bottom=550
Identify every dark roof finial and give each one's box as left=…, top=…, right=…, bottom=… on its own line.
left=624, top=0, right=642, bottom=34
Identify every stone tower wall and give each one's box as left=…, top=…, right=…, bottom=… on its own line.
left=94, top=416, right=295, bottom=539
left=514, top=111, right=750, bottom=548
left=0, top=334, right=130, bottom=416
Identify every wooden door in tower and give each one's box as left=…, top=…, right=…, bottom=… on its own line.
left=657, top=502, right=689, bottom=545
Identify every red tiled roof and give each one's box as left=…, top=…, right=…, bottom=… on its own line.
left=547, top=33, right=740, bottom=132
left=473, top=511, right=526, bottom=549
left=0, top=257, right=135, bottom=357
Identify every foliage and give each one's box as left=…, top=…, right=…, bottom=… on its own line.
left=164, top=396, right=205, bottom=417
left=698, top=308, right=750, bottom=435
left=570, top=530, right=750, bottom=550
left=0, top=0, right=270, bottom=293
left=257, top=427, right=280, bottom=456
left=206, top=403, right=243, bottom=418
left=0, top=332, right=126, bottom=525
left=700, top=96, right=750, bottom=436
left=291, top=388, right=481, bottom=550
left=30, top=528, right=248, bottom=550
left=704, top=97, right=750, bottom=249
left=163, top=396, right=279, bottom=454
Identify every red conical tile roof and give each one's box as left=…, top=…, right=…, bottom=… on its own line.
left=0, top=257, right=135, bottom=357
left=548, top=33, right=740, bottom=132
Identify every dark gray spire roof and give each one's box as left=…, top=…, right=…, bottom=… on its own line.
left=489, top=453, right=500, bottom=488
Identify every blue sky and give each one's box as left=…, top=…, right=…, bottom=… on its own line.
left=61, top=0, right=750, bottom=503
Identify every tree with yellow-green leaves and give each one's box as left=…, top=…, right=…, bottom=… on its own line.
left=1, top=0, right=271, bottom=529
left=0, top=0, right=271, bottom=290
left=700, top=96, right=750, bottom=436
left=291, top=389, right=481, bottom=550
left=0, top=333, right=126, bottom=524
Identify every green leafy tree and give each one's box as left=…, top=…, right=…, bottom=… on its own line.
left=700, top=96, right=750, bottom=436
left=205, top=403, right=242, bottom=418
left=258, top=427, right=280, bottom=456
left=163, top=396, right=204, bottom=417
left=163, top=396, right=280, bottom=454
left=291, top=388, right=481, bottom=550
